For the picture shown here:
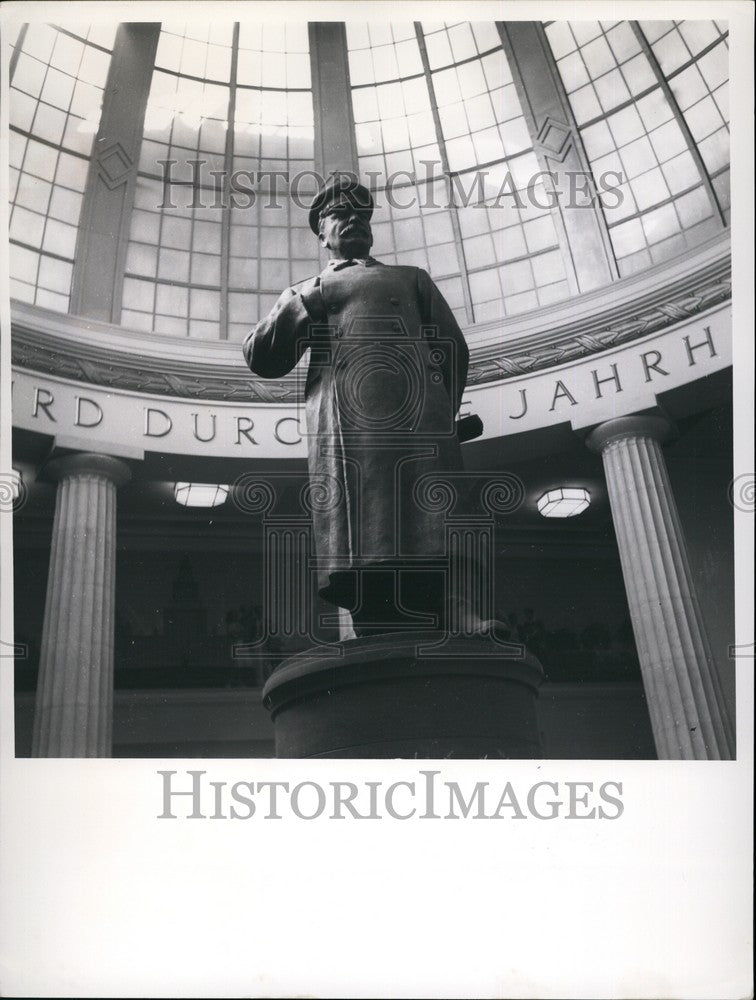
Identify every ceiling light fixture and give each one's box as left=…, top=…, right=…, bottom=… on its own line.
left=537, top=487, right=590, bottom=518
left=174, top=483, right=229, bottom=508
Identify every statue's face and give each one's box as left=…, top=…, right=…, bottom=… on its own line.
left=318, top=193, right=373, bottom=259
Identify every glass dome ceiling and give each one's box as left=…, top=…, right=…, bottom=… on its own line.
left=8, top=23, right=118, bottom=311
left=545, top=19, right=729, bottom=275
left=7, top=19, right=730, bottom=342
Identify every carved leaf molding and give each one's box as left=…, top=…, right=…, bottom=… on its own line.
left=11, top=275, right=731, bottom=402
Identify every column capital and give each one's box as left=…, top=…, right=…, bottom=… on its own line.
left=44, top=452, right=131, bottom=487
left=586, top=414, right=675, bottom=454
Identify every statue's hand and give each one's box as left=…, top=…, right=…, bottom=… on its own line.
left=300, top=276, right=328, bottom=324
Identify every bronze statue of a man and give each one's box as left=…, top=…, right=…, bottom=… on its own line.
left=243, top=175, right=470, bottom=636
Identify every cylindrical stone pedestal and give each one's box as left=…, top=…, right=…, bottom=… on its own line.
left=587, top=415, right=734, bottom=760
left=262, top=630, right=544, bottom=758
left=32, top=453, right=131, bottom=758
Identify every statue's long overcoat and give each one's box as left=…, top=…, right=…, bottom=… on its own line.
left=243, top=258, right=469, bottom=608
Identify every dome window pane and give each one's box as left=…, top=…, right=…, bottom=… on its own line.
left=130, top=208, right=160, bottom=243
left=650, top=232, right=688, bottom=265
left=606, top=22, right=641, bottom=62
left=154, top=315, right=186, bottom=336
left=641, top=202, right=681, bottom=244
left=674, top=186, right=713, bottom=228
left=448, top=24, right=477, bottom=62
left=471, top=22, right=502, bottom=53
left=122, top=277, right=156, bottom=312
left=367, top=23, right=392, bottom=48
left=24, top=24, right=57, bottom=63
left=559, top=52, right=591, bottom=94
left=189, top=320, right=219, bottom=338
left=638, top=21, right=675, bottom=45
left=121, top=310, right=152, bottom=331
left=51, top=34, right=84, bottom=76
left=632, top=167, right=671, bottom=211
left=457, top=60, right=488, bottom=100
left=582, top=35, right=616, bottom=77
left=381, top=116, right=411, bottom=153
left=36, top=289, right=69, bottom=311
left=427, top=242, right=459, bottom=276
left=190, top=288, right=220, bottom=320
left=466, top=91, right=496, bottom=131
left=661, top=150, right=700, bottom=194
left=10, top=246, right=40, bottom=284
left=538, top=281, right=570, bottom=306
left=438, top=102, right=468, bottom=140
left=603, top=182, right=637, bottom=222
left=607, top=104, right=645, bottom=145
left=499, top=227, right=527, bottom=261
left=678, top=20, right=720, bottom=55
left=11, top=280, right=36, bottom=303
left=472, top=126, right=505, bottom=164
left=531, top=249, right=567, bottom=286
left=155, top=32, right=182, bottom=72
left=260, top=259, right=288, bottom=289
left=70, top=79, right=103, bottom=119
left=594, top=68, right=631, bottom=113
left=158, top=249, right=190, bottom=282
left=469, top=268, right=501, bottom=301
left=545, top=22, right=577, bottom=61
left=569, top=21, right=602, bottom=46
left=431, top=68, right=459, bottom=107
left=620, top=136, right=657, bottom=178
left=649, top=119, right=687, bottom=161
left=156, top=283, right=189, bottom=316
left=697, top=44, right=728, bottom=91
left=402, top=77, right=430, bottom=115
left=42, top=218, right=77, bottom=257
left=523, top=216, right=558, bottom=254
left=698, top=128, right=729, bottom=173
left=78, top=45, right=110, bottom=86
left=14, top=54, right=47, bottom=98
left=505, top=290, right=538, bottom=315
left=51, top=152, right=84, bottom=193
left=593, top=147, right=624, bottom=179
left=612, top=218, right=646, bottom=257
left=395, top=39, right=422, bottom=77
left=621, top=53, right=657, bottom=95
left=385, top=148, right=415, bottom=176
left=376, top=80, right=403, bottom=118
left=15, top=173, right=51, bottom=213
left=237, top=49, right=262, bottom=87
left=435, top=276, right=464, bottom=308
left=670, top=65, right=708, bottom=111
left=502, top=257, right=536, bottom=294
left=582, top=119, right=615, bottom=158
left=64, top=117, right=96, bottom=155
left=486, top=63, right=511, bottom=105
left=570, top=85, right=602, bottom=125
left=685, top=95, right=724, bottom=142
left=126, top=242, right=158, bottom=278
left=653, top=28, right=692, bottom=74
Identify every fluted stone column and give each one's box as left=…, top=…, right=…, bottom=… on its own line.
left=32, top=453, right=131, bottom=757
left=587, top=416, right=734, bottom=760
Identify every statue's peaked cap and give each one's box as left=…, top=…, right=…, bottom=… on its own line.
left=308, top=175, right=374, bottom=234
